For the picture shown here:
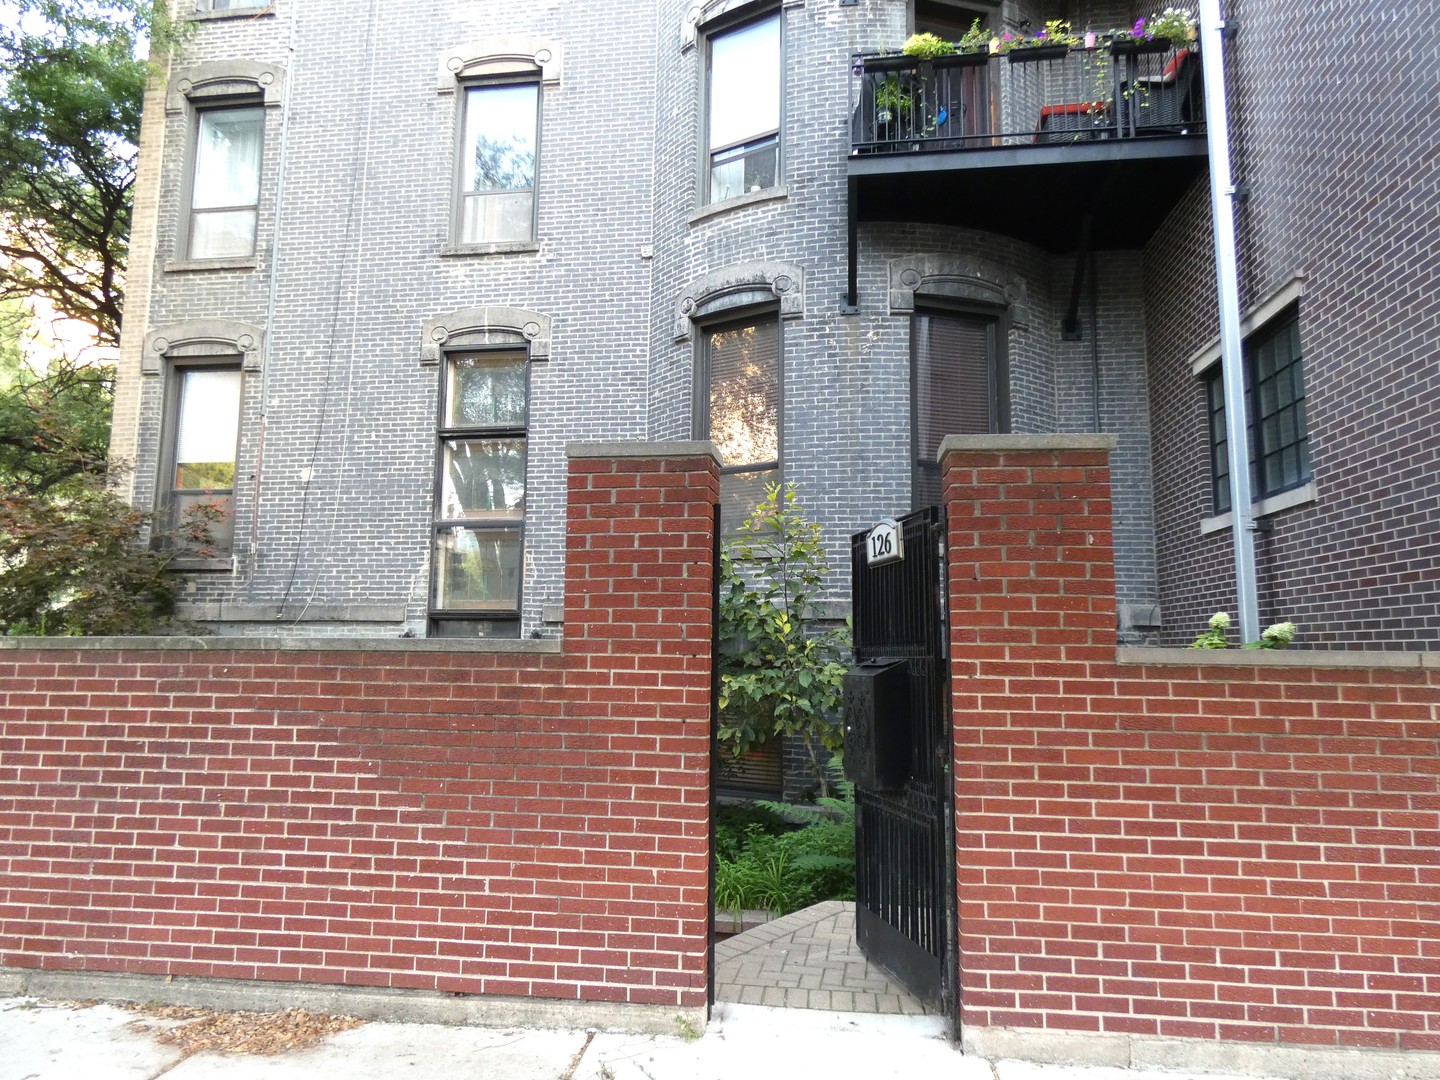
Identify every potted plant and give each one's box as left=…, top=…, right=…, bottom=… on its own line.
left=1109, top=8, right=1198, bottom=55
left=900, top=31, right=954, bottom=60
left=932, top=19, right=992, bottom=69
left=873, top=75, right=915, bottom=136
left=1001, top=19, right=1081, bottom=63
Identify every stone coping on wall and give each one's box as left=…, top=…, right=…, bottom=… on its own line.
left=938, top=433, right=1118, bottom=456
left=0, top=636, right=562, bottom=655
left=566, top=439, right=722, bottom=463
left=962, top=1024, right=1437, bottom=1080
left=1117, top=646, right=1440, bottom=669
left=0, top=969, right=701, bottom=1037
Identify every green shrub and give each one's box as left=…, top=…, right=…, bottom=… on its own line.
left=714, top=762, right=855, bottom=921
left=717, top=484, right=850, bottom=792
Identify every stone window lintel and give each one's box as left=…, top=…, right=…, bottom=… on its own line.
left=888, top=255, right=1030, bottom=329
left=143, top=319, right=265, bottom=374
left=420, top=306, right=553, bottom=365
left=675, top=261, right=804, bottom=342
left=167, top=60, right=285, bottom=113
left=436, top=37, right=562, bottom=92
left=681, top=0, right=804, bottom=50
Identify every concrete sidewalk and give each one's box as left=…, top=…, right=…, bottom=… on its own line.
left=0, top=995, right=1276, bottom=1080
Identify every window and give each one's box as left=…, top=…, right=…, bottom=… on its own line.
left=187, top=106, right=263, bottom=260
left=696, top=313, right=781, bottom=529
left=704, top=11, right=780, bottom=204
left=164, top=365, right=242, bottom=555
left=195, top=0, right=267, bottom=10
left=911, top=310, right=1005, bottom=510
left=455, top=81, right=538, bottom=245
left=431, top=350, right=527, bottom=638
left=1207, top=310, right=1310, bottom=513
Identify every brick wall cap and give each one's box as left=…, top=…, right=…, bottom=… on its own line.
left=938, top=434, right=1117, bottom=459
left=1118, top=646, right=1432, bottom=669
left=0, top=636, right=562, bottom=655
left=566, top=440, right=722, bottom=464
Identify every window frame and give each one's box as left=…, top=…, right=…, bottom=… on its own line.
left=450, top=74, right=542, bottom=249
left=182, top=100, right=265, bottom=263
left=156, top=358, right=245, bottom=565
left=1206, top=306, right=1310, bottom=515
left=699, top=7, right=784, bottom=207
left=428, top=347, right=530, bottom=638
left=909, top=303, right=1009, bottom=511
left=693, top=307, right=784, bottom=532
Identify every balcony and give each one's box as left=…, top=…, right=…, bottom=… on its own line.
left=846, top=42, right=1208, bottom=266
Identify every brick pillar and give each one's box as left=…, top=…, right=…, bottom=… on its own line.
left=563, top=441, right=720, bottom=1008
left=940, top=434, right=1116, bottom=1033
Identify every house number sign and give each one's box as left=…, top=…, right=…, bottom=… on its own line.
left=865, top=518, right=904, bottom=567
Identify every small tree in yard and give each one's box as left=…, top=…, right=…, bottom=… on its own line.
left=717, top=484, right=851, bottom=794
left=0, top=309, right=212, bottom=636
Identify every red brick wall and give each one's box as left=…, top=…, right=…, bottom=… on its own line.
left=943, top=437, right=1440, bottom=1052
left=0, top=446, right=718, bottom=1008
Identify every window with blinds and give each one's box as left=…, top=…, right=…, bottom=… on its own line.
left=698, top=314, right=781, bottom=531
left=911, top=311, right=1002, bottom=510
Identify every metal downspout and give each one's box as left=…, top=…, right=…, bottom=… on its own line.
left=1198, top=0, right=1259, bottom=642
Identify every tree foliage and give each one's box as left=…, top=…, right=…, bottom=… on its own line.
left=0, top=315, right=113, bottom=497
left=717, top=484, right=851, bottom=781
left=0, top=3, right=199, bottom=636
left=0, top=0, right=176, bottom=348
left=0, top=298, right=183, bottom=636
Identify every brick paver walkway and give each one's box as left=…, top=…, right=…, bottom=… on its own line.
left=713, top=900, right=926, bottom=1014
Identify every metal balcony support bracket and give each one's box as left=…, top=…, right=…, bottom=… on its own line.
left=844, top=175, right=860, bottom=313
left=1062, top=169, right=1115, bottom=340
left=1062, top=212, right=1095, bottom=341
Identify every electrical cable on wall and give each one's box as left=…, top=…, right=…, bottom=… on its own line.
left=276, top=0, right=382, bottom=619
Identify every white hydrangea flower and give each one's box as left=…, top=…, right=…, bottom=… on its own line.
left=1262, top=621, right=1296, bottom=646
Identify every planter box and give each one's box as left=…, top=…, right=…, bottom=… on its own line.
left=1110, top=37, right=1173, bottom=57
left=932, top=49, right=991, bottom=69
left=862, top=54, right=919, bottom=74
left=1008, top=44, right=1069, bottom=63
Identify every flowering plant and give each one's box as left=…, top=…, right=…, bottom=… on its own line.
left=955, top=18, right=991, bottom=54
left=1111, top=8, right=1198, bottom=49
left=1190, top=611, right=1299, bottom=650
left=1190, top=611, right=1232, bottom=649
left=996, top=19, right=1081, bottom=53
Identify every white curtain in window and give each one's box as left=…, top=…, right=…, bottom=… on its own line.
left=193, top=108, right=263, bottom=209
left=176, top=369, right=242, bottom=474
left=709, top=15, right=780, bottom=152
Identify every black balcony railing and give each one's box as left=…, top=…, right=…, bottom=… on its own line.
left=850, top=43, right=1205, bottom=155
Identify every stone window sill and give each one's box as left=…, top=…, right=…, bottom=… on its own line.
left=165, top=257, right=259, bottom=274
left=689, top=186, right=788, bottom=225
left=1200, top=481, right=1316, bottom=536
left=440, top=242, right=540, bottom=258
left=186, top=6, right=275, bottom=22
left=165, top=555, right=235, bottom=573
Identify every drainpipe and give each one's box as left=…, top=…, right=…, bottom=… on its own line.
left=1198, top=0, right=1259, bottom=643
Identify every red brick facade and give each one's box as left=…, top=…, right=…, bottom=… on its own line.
left=5, top=438, right=1438, bottom=1057
left=0, top=446, right=718, bottom=1009
left=943, top=437, right=1440, bottom=1052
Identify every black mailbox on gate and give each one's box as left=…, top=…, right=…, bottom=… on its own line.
left=843, top=658, right=911, bottom=791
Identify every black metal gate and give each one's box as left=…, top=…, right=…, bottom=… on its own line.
left=845, top=508, right=955, bottom=1017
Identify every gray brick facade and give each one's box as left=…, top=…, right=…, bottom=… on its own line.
left=113, top=0, right=1438, bottom=648
left=1145, top=0, right=1440, bottom=648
